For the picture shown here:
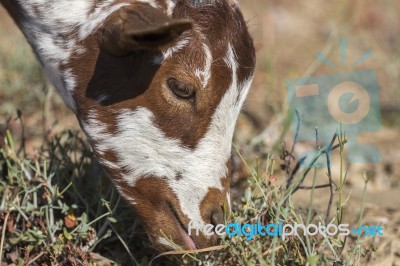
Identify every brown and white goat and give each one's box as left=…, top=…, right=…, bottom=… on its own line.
left=0, top=0, right=256, bottom=251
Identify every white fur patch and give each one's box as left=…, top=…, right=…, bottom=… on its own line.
left=79, top=3, right=130, bottom=40
left=195, top=43, right=213, bottom=88
left=166, top=0, right=177, bottom=16
left=153, top=37, right=191, bottom=65
left=163, top=38, right=191, bottom=60
left=14, top=1, right=130, bottom=111
left=136, top=0, right=159, bottom=8
left=82, top=43, right=254, bottom=235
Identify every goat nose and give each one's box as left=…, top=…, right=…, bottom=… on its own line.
left=211, top=207, right=225, bottom=227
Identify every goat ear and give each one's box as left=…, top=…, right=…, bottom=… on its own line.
left=100, top=5, right=192, bottom=56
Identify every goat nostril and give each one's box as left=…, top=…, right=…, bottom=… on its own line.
left=211, top=207, right=224, bottom=227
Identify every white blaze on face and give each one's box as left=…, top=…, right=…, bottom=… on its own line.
left=83, top=43, right=254, bottom=233
left=153, top=37, right=191, bottom=65
left=195, top=43, right=213, bottom=88
left=165, top=0, right=177, bottom=16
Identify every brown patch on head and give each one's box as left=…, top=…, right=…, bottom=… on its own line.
left=86, top=50, right=161, bottom=105
left=199, top=188, right=227, bottom=231
left=199, top=160, right=232, bottom=225
left=113, top=176, right=222, bottom=250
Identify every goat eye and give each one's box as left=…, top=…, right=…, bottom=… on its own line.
left=167, top=78, right=195, bottom=100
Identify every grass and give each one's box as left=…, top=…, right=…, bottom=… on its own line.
left=0, top=128, right=150, bottom=265
left=0, top=113, right=377, bottom=265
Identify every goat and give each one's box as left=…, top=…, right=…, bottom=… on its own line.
left=0, top=0, right=256, bottom=251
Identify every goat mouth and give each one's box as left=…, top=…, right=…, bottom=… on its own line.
left=166, top=201, right=196, bottom=250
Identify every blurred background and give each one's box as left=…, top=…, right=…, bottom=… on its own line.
left=238, top=0, right=400, bottom=196
left=1, top=0, right=399, bottom=264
